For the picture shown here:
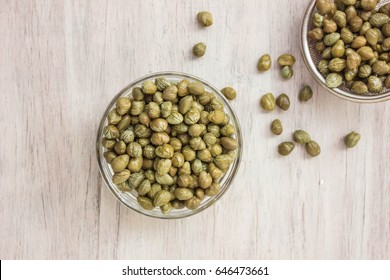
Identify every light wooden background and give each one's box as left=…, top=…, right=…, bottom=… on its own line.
left=1, top=0, right=389, bottom=260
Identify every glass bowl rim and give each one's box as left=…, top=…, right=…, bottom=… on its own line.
left=96, top=71, right=243, bottom=219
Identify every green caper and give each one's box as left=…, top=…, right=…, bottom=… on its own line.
left=293, top=130, right=311, bottom=144
left=115, top=97, right=131, bottom=115
left=370, top=13, right=390, bottom=28
left=349, top=16, right=363, bottom=32
left=108, top=109, right=122, bottom=125
left=324, top=32, right=341, bottom=46
left=111, top=155, right=130, bottom=172
left=352, top=81, right=368, bottom=94
left=278, top=142, right=295, bottom=156
left=341, top=28, right=354, bottom=44
left=103, top=125, right=120, bottom=139
left=299, top=85, right=313, bottom=102
left=271, top=119, right=283, bottom=135
left=260, top=93, right=276, bottom=111
left=346, top=52, right=361, bottom=70
left=104, top=151, right=117, bottom=164
left=305, top=141, right=321, bottom=157
left=316, top=0, right=332, bottom=15
left=325, top=73, right=343, bottom=88
left=281, top=66, right=294, bottom=80
left=367, top=75, right=383, bottom=92
left=372, top=60, right=390, bottom=75
left=313, top=12, right=324, bottom=27
left=197, top=11, right=213, bottom=27
left=277, top=54, right=296, bottom=66
left=357, top=46, right=375, bottom=61
left=221, top=87, right=237, bottom=100
left=318, top=60, right=329, bottom=75
left=257, top=54, right=272, bottom=71
left=141, top=81, right=157, bottom=95
left=193, top=42, right=206, bottom=57
left=331, top=40, right=345, bottom=58
left=308, top=28, right=324, bottom=41
left=276, top=93, right=290, bottom=110
left=361, top=0, right=379, bottom=11
left=323, top=18, right=338, bottom=33
left=351, top=36, right=367, bottom=49
left=328, top=58, right=346, bottom=72
left=365, top=28, right=380, bottom=45
left=358, top=64, right=372, bottom=78
left=345, top=68, right=358, bottom=82
left=334, top=10, right=347, bottom=28
left=344, top=131, right=361, bottom=148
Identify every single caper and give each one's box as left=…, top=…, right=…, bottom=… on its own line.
left=316, top=0, right=332, bottom=15
left=361, top=0, right=379, bottom=11
left=197, top=11, right=213, bottom=27
left=115, top=97, right=131, bottom=115
left=305, top=141, right=321, bottom=157
left=141, top=81, right=157, bottom=95
left=221, top=87, right=237, bottom=100
left=299, top=85, right=313, bottom=102
left=193, top=42, right=206, bottom=57
left=367, top=75, right=383, bottom=92
left=257, top=54, right=272, bottom=72
left=313, top=12, right=324, bottom=27
left=281, top=66, right=294, bottom=80
left=277, top=54, right=296, bottom=66
left=278, top=142, right=295, bottom=156
left=323, top=18, right=338, bottom=33
left=351, top=36, right=367, bottom=49
left=324, top=32, right=341, bottom=46
left=276, top=93, right=290, bottom=110
left=326, top=73, right=343, bottom=88
left=260, top=93, right=276, bottom=111
left=344, top=131, right=361, bottom=148
left=271, top=119, right=283, bottom=135
left=293, top=130, right=312, bottom=144
left=308, top=28, right=324, bottom=41
left=352, top=81, right=368, bottom=94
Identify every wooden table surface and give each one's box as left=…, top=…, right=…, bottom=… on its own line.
left=1, top=0, right=389, bottom=260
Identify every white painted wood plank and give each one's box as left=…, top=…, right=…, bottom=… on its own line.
left=0, top=0, right=389, bottom=259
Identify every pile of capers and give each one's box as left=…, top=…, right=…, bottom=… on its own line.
left=309, top=0, right=390, bottom=94
left=101, top=77, right=238, bottom=214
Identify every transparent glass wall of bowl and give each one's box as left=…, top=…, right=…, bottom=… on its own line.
left=96, top=72, right=242, bottom=219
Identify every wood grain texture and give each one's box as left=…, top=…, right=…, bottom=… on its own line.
left=0, top=0, right=389, bottom=260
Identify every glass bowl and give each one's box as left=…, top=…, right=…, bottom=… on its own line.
left=96, top=71, right=243, bottom=219
left=301, top=0, right=390, bottom=103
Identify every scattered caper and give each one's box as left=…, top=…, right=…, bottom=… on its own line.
left=271, top=119, right=283, bottom=135
left=260, top=93, right=276, bottom=111
left=305, top=141, right=321, bottom=157
left=299, top=85, right=313, bottom=102
left=197, top=11, right=213, bottom=27
left=344, top=131, right=361, bottom=148
left=276, top=94, right=290, bottom=110
left=257, top=54, right=272, bottom=72
left=281, top=65, right=294, bottom=80
left=278, top=142, right=295, bottom=156
left=193, top=42, right=206, bottom=57
left=221, top=87, right=237, bottom=100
